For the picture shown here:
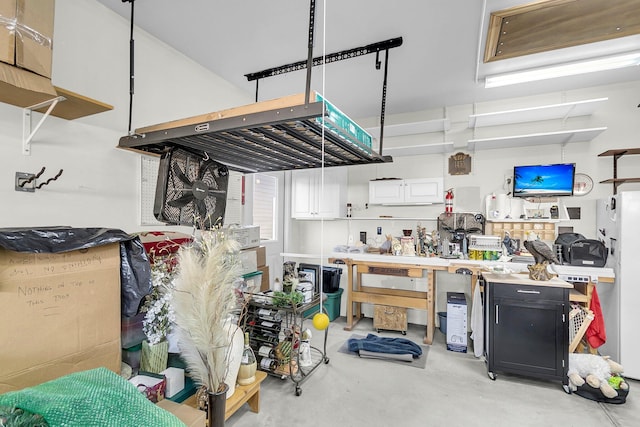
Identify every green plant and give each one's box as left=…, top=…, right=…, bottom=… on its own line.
left=272, top=290, right=304, bottom=307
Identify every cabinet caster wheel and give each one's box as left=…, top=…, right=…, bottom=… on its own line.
left=488, top=372, right=497, bottom=381
left=401, top=331, right=407, bottom=335
left=376, top=329, right=380, bottom=333
left=295, top=387, right=302, bottom=396
left=324, top=357, right=330, bottom=364
left=563, top=385, right=571, bottom=394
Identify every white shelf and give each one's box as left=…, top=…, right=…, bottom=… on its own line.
left=342, top=217, right=439, bottom=221
left=381, top=142, right=454, bottom=156
left=468, top=97, right=608, bottom=128
left=366, top=118, right=450, bottom=138
left=486, top=218, right=562, bottom=223
left=467, top=127, right=606, bottom=151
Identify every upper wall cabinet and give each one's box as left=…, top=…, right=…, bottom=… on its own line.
left=467, top=98, right=607, bottom=151
left=291, top=168, right=347, bottom=219
left=369, top=178, right=444, bottom=205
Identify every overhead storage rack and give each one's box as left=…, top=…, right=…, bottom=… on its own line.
left=118, top=93, right=392, bottom=174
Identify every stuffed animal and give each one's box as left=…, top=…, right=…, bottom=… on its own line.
left=567, top=353, right=629, bottom=398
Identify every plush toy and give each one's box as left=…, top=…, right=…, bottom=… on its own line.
left=567, top=353, right=629, bottom=398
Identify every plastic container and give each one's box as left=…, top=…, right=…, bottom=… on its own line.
left=322, top=267, right=342, bottom=293
left=122, top=343, right=142, bottom=370
left=325, top=288, right=344, bottom=321
left=121, top=313, right=146, bottom=348
left=437, top=312, right=447, bottom=334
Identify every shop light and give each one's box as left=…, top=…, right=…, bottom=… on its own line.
left=484, top=52, right=640, bottom=88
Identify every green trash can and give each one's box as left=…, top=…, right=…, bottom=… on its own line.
left=303, top=288, right=344, bottom=321
left=325, top=288, right=344, bottom=321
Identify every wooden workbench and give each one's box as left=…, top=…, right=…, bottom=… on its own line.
left=331, top=256, right=446, bottom=345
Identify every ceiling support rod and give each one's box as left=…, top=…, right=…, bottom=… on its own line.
left=123, top=0, right=135, bottom=135
left=304, top=0, right=316, bottom=105
left=245, top=37, right=403, bottom=82
left=377, top=49, right=390, bottom=156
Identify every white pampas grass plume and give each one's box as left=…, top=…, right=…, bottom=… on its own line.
left=171, top=232, right=242, bottom=392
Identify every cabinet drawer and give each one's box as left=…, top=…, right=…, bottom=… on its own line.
left=491, top=283, right=565, bottom=302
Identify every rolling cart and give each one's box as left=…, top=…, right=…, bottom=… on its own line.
left=243, top=293, right=329, bottom=396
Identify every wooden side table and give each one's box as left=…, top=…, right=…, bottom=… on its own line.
left=183, top=370, right=267, bottom=421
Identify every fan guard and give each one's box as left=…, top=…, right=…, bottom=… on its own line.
left=154, top=148, right=229, bottom=229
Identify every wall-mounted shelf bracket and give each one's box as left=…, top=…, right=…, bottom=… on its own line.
left=23, top=96, right=66, bottom=155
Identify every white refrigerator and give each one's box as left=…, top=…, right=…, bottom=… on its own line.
left=596, top=191, right=640, bottom=379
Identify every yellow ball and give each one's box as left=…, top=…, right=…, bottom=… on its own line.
left=312, top=312, right=330, bottom=330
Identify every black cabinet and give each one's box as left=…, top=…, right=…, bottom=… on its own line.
left=484, top=274, right=571, bottom=392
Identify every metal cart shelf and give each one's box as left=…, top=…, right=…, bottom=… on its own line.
left=243, top=293, right=329, bottom=396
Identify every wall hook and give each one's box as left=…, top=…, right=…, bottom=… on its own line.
left=15, top=167, right=63, bottom=192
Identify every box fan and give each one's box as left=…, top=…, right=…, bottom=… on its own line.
left=154, top=148, right=229, bottom=229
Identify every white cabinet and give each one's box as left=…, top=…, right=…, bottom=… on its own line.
left=291, top=168, right=347, bottom=219
left=368, top=178, right=443, bottom=205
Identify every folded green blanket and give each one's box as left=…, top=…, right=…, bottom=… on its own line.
left=0, top=368, right=185, bottom=427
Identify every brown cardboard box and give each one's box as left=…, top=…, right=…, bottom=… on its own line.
left=0, top=49, right=57, bottom=107
left=241, top=245, right=266, bottom=267
left=0, top=243, right=122, bottom=393
left=157, top=399, right=205, bottom=427
left=258, top=265, right=270, bottom=291
left=0, top=0, right=16, bottom=65
left=16, top=0, right=54, bottom=78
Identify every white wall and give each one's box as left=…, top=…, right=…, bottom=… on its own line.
left=0, top=0, right=252, bottom=232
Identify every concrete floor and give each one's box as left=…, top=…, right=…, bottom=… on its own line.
left=225, top=316, right=638, bottom=427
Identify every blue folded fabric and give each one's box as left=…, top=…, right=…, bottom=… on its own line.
left=347, top=333, right=423, bottom=358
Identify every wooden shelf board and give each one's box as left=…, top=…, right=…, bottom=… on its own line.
left=35, top=86, right=114, bottom=120
left=600, top=178, right=640, bottom=184
left=381, top=142, right=454, bottom=156
left=468, top=98, right=608, bottom=128
left=598, top=148, right=640, bottom=157
left=467, top=127, right=606, bottom=151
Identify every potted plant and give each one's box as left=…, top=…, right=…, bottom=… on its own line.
left=170, top=231, right=243, bottom=427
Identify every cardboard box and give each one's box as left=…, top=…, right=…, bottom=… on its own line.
left=0, top=60, right=57, bottom=107
left=240, top=245, right=266, bottom=267
left=157, top=399, right=205, bottom=427
left=258, top=265, right=270, bottom=291
left=15, top=0, right=54, bottom=78
left=223, top=225, right=260, bottom=249
left=0, top=243, right=122, bottom=393
left=446, top=292, right=467, bottom=353
left=0, top=0, right=16, bottom=65
left=237, top=250, right=258, bottom=276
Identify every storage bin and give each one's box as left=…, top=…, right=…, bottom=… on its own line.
left=122, top=313, right=146, bottom=348
left=374, top=304, right=407, bottom=333
left=322, top=267, right=342, bottom=293
left=437, top=312, right=447, bottom=334
left=122, top=343, right=142, bottom=370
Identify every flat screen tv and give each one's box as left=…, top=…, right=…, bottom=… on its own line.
left=513, top=163, right=575, bottom=198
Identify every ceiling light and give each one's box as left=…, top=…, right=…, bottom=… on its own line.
left=485, top=52, right=640, bottom=88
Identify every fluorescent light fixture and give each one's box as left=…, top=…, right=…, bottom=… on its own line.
left=485, top=52, right=640, bottom=88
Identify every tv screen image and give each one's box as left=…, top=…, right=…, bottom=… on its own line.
left=513, top=163, right=575, bottom=197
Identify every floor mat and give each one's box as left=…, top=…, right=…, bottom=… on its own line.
left=336, top=334, right=428, bottom=369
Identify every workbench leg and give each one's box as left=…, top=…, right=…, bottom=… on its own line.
left=425, top=270, right=434, bottom=345
left=344, top=260, right=354, bottom=331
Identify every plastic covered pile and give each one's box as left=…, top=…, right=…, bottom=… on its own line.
left=0, top=227, right=151, bottom=317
